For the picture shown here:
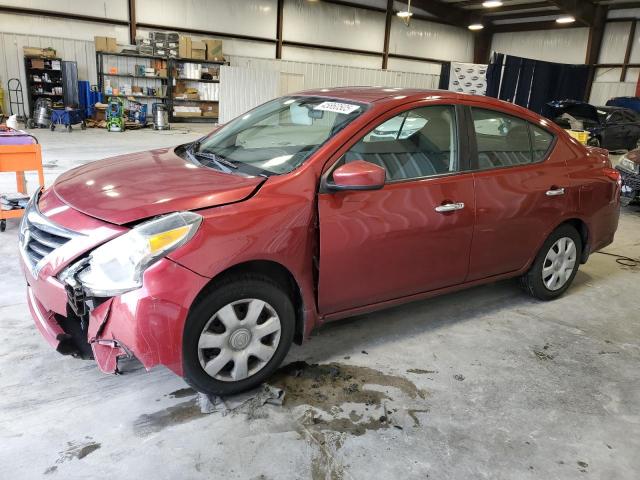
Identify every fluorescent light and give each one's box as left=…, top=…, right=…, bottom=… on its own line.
left=482, top=1, right=503, bottom=7
left=468, top=24, right=484, bottom=31
left=397, top=11, right=413, bottom=18
left=556, top=16, right=576, bottom=24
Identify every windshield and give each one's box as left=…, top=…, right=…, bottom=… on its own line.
left=193, top=96, right=367, bottom=175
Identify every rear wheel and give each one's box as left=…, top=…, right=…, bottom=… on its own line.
left=182, top=274, right=295, bottom=396
left=520, top=225, right=582, bottom=301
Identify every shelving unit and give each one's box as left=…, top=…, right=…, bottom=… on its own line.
left=96, top=51, right=171, bottom=115
left=170, top=57, right=225, bottom=124
left=95, top=52, right=227, bottom=124
left=24, top=56, right=64, bottom=115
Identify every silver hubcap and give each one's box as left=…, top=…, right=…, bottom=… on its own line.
left=197, top=299, right=281, bottom=382
left=542, top=237, right=577, bottom=291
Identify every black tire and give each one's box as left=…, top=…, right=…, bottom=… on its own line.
left=182, top=274, right=295, bottom=396
left=520, top=224, right=582, bottom=301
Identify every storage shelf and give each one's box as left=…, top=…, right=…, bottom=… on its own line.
left=175, top=57, right=225, bottom=65
left=104, top=94, right=167, bottom=100
left=27, top=68, right=62, bottom=73
left=173, top=98, right=218, bottom=103
left=177, top=77, right=219, bottom=83
left=98, top=51, right=165, bottom=60
left=104, top=73, right=167, bottom=80
left=172, top=116, right=218, bottom=123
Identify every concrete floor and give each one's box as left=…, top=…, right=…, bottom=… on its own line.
left=1, top=127, right=639, bottom=479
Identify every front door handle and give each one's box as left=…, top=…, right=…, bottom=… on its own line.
left=435, top=202, right=465, bottom=213
left=546, top=187, right=565, bottom=197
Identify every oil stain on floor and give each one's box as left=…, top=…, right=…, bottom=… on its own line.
left=132, top=361, right=431, bottom=478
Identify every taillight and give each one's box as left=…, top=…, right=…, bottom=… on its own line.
left=603, top=167, right=622, bottom=185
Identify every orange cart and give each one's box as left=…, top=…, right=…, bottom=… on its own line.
left=0, top=144, right=44, bottom=232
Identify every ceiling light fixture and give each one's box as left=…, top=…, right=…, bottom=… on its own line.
left=468, top=23, right=484, bottom=31
left=556, top=16, right=576, bottom=24
left=482, top=1, right=503, bottom=7
left=397, top=0, right=413, bottom=26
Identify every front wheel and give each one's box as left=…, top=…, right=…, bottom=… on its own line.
left=182, top=274, right=295, bottom=396
left=520, top=225, right=582, bottom=301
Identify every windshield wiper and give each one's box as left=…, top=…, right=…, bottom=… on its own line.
left=192, top=151, right=238, bottom=172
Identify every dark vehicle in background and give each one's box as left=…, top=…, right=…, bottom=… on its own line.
left=616, top=149, right=640, bottom=205
left=542, top=100, right=640, bottom=151
left=606, top=96, right=640, bottom=113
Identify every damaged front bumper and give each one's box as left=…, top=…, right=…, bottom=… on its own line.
left=23, top=254, right=210, bottom=376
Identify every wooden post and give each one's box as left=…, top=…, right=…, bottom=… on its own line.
left=382, top=0, right=393, bottom=70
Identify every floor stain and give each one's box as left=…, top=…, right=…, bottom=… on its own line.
left=534, top=349, right=554, bottom=361
left=168, top=387, right=197, bottom=398
left=407, top=409, right=430, bottom=427
left=272, top=361, right=430, bottom=478
left=133, top=398, right=205, bottom=436
left=270, top=361, right=427, bottom=411
left=407, top=368, right=438, bottom=375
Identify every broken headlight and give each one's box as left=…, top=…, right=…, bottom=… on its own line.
left=74, top=211, right=202, bottom=297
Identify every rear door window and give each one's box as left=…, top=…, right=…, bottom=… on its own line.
left=471, top=108, right=556, bottom=168
left=471, top=108, right=533, bottom=169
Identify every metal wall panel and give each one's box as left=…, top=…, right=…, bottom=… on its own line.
left=218, top=66, right=279, bottom=123
left=136, top=0, right=277, bottom=39
left=0, top=12, right=130, bottom=42
left=589, top=67, right=636, bottom=105
left=598, top=22, right=632, bottom=64
left=0, top=0, right=128, bottom=20
left=629, top=24, right=640, bottom=64
left=0, top=32, right=97, bottom=114
left=491, top=28, right=589, bottom=64
left=282, top=46, right=382, bottom=69
left=283, top=0, right=386, bottom=52
left=228, top=55, right=440, bottom=92
left=388, top=17, right=473, bottom=62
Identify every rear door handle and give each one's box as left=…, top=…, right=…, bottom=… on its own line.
left=435, top=202, right=465, bottom=213
left=546, top=187, right=565, bottom=197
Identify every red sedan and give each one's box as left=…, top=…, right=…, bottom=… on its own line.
left=19, top=88, right=621, bottom=395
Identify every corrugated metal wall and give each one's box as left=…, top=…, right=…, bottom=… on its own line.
left=491, top=28, right=590, bottom=65
left=219, top=66, right=279, bottom=123
left=0, top=32, right=97, bottom=114
left=218, top=56, right=440, bottom=123
left=228, top=55, right=440, bottom=91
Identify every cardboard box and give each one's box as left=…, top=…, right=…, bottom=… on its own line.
left=174, top=111, right=202, bottom=117
left=191, top=49, right=206, bottom=60
left=202, top=104, right=219, bottom=117
left=30, top=58, right=45, bottom=69
left=204, top=39, right=223, bottom=61
left=179, top=36, right=191, bottom=59
left=42, top=48, right=57, bottom=58
left=95, top=36, right=118, bottom=53
left=156, top=68, right=167, bottom=78
left=191, top=40, right=206, bottom=60
left=24, top=47, right=44, bottom=57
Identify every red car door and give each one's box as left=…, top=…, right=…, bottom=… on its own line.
left=317, top=103, right=476, bottom=315
left=465, top=105, right=570, bottom=281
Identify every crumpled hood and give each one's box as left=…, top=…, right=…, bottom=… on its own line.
left=53, top=147, right=264, bottom=225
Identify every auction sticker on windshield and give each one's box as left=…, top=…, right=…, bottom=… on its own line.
left=314, top=102, right=360, bottom=115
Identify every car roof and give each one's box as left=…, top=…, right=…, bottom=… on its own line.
left=293, top=87, right=462, bottom=104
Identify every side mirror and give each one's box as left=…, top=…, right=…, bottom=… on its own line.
left=327, top=160, right=386, bottom=191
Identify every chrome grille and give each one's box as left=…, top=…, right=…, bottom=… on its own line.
left=19, top=190, right=81, bottom=276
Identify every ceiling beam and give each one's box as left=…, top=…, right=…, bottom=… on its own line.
left=546, top=0, right=597, bottom=26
